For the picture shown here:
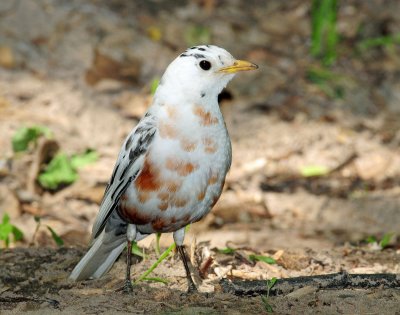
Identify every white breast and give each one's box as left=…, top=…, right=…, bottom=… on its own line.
left=120, top=101, right=231, bottom=234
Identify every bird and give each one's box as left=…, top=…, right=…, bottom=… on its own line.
left=69, top=45, right=258, bottom=293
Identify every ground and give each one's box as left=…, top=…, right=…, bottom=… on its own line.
left=0, top=0, right=399, bottom=314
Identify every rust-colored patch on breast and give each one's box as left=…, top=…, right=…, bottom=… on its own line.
left=120, top=193, right=128, bottom=201
left=166, top=106, right=177, bottom=119
left=182, top=214, right=191, bottom=223
left=180, top=138, right=197, bottom=152
left=158, top=202, right=169, bottom=211
left=164, top=180, right=181, bottom=192
left=208, top=172, right=219, bottom=185
left=159, top=121, right=177, bottom=138
left=135, top=158, right=160, bottom=192
left=137, top=191, right=150, bottom=203
left=118, top=205, right=151, bottom=225
left=165, top=157, right=198, bottom=176
left=197, top=190, right=206, bottom=201
left=157, top=191, right=170, bottom=201
left=193, top=105, right=219, bottom=126
left=171, top=197, right=188, bottom=208
left=202, top=137, right=218, bottom=154
left=152, top=217, right=166, bottom=231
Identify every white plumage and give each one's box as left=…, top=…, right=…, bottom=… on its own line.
left=69, top=45, right=258, bottom=292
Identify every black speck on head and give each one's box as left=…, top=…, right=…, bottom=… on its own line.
left=180, top=53, right=188, bottom=57
left=201, top=91, right=206, bottom=98
left=193, top=54, right=206, bottom=59
left=206, top=45, right=210, bottom=48
left=145, top=112, right=151, bottom=117
left=198, top=48, right=206, bottom=51
left=218, top=55, right=224, bottom=65
left=190, top=46, right=197, bottom=49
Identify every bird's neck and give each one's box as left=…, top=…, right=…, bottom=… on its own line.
left=153, top=83, right=221, bottom=113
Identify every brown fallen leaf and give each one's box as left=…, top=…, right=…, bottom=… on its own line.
left=28, top=138, right=60, bottom=194
left=85, top=49, right=140, bottom=86
left=113, top=91, right=152, bottom=119
left=0, top=45, right=15, bottom=69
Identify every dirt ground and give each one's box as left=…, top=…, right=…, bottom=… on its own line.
left=0, top=0, right=399, bottom=314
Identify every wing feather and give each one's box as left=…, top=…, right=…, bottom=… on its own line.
left=91, top=114, right=157, bottom=239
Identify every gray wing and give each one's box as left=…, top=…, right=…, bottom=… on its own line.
left=91, top=113, right=157, bottom=240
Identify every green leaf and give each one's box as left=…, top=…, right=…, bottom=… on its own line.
left=12, top=125, right=52, bottom=152
left=311, top=0, right=338, bottom=65
left=249, top=254, right=276, bottom=264
left=0, top=221, right=13, bottom=242
left=366, top=235, right=377, bottom=244
left=135, top=242, right=176, bottom=284
left=2, top=213, right=10, bottom=225
left=70, top=149, right=98, bottom=169
left=261, top=296, right=274, bottom=313
left=357, top=33, right=400, bottom=50
left=142, top=277, right=169, bottom=284
left=46, top=226, right=64, bottom=246
left=150, top=78, right=159, bottom=95
left=300, top=165, right=330, bottom=177
left=267, top=277, right=277, bottom=289
left=217, top=247, right=236, bottom=255
left=131, top=241, right=146, bottom=258
left=306, top=67, right=337, bottom=84
left=379, top=233, right=394, bottom=249
left=12, top=226, right=23, bottom=241
left=0, top=214, right=23, bottom=247
left=38, top=153, right=78, bottom=189
left=155, top=233, right=161, bottom=256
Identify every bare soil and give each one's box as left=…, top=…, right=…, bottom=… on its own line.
left=0, top=0, right=399, bottom=314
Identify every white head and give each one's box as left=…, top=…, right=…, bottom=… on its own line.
left=154, top=45, right=258, bottom=104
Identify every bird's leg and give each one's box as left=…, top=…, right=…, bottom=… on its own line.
left=177, top=245, right=197, bottom=293
left=123, top=224, right=136, bottom=294
left=173, top=227, right=197, bottom=293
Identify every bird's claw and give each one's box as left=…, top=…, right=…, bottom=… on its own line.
left=180, top=282, right=198, bottom=297
left=124, top=279, right=134, bottom=294
left=187, top=282, right=198, bottom=293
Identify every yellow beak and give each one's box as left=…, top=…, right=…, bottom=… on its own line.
left=218, top=60, right=258, bottom=73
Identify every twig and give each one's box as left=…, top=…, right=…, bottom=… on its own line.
left=220, top=272, right=400, bottom=296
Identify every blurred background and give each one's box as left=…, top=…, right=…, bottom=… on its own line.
left=0, top=0, right=399, bottom=271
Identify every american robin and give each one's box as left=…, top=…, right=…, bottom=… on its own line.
left=69, top=45, right=258, bottom=293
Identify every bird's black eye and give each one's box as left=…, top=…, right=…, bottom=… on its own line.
left=199, top=60, right=211, bottom=71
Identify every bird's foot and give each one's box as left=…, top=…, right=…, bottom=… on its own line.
left=116, top=280, right=134, bottom=294
left=188, top=282, right=198, bottom=293
left=123, top=279, right=134, bottom=294
left=180, top=282, right=198, bottom=297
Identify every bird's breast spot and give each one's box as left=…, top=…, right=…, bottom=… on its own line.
left=180, top=137, right=198, bottom=152
left=152, top=217, right=167, bottom=230
left=135, top=159, right=161, bottom=192
left=118, top=205, right=152, bottom=225
left=159, top=121, right=177, bottom=139
left=166, top=105, right=178, bottom=119
left=192, top=105, right=219, bottom=126
left=165, top=157, right=199, bottom=176
left=202, top=137, right=218, bottom=154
